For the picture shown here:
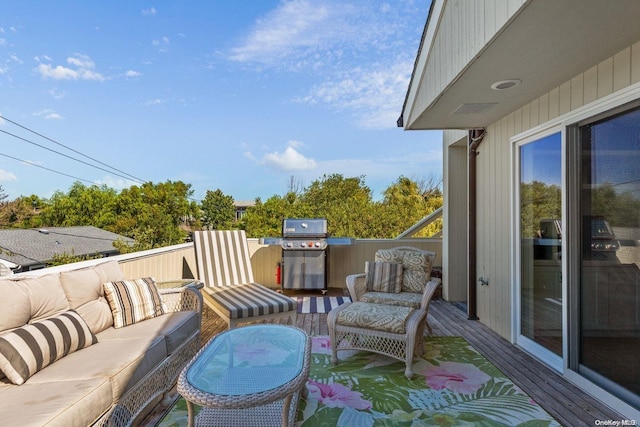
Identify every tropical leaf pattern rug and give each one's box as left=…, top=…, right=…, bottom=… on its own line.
left=160, top=336, right=560, bottom=426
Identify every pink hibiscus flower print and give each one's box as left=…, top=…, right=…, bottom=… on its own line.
left=422, top=361, right=491, bottom=394
left=312, top=336, right=332, bottom=355
left=234, top=342, right=289, bottom=366
left=307, top=380, right=372, bottom=410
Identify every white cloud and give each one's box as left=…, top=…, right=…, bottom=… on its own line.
left=95, top=176, right=139, bottom=190
left=48, top=88, right=66, bottom=99
left=152, top=36, right=170, bottom=52
left=33, top=109, right=64, bottom=120
left=142, top=7, right=157, bottom=16
left=0, top=169, right=17, bottom=181
left=141, top=98, right=165, bottom=106
left=297, top=58, right=413, bottom=129
left=227, top=0, right=413, bottom=70
left=36, top=54, right=105, bottom=81
left=125, top=70, right=142, bottom=77
left=229, top=0, right=331, bottom=65
left=260, top=141, right=317, bottom=171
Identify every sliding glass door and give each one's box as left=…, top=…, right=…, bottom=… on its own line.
left=577, top=107, right=640, bottom=405
left=518, top=132, right=563, bottom=357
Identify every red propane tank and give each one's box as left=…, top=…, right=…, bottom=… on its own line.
left=275, top=262, right=281, bottom=285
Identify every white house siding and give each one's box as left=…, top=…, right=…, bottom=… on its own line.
left=442, top=130, right=468, bottom=302
left=405, top=0, right=526, bottom=127
left=472, top=41, right=640, bottom=340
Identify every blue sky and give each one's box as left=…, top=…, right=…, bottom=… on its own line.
left=0, top=0, right=441, bottom=202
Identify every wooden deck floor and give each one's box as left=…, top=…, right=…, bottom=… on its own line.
left=145, top=294, right=625, bottom=426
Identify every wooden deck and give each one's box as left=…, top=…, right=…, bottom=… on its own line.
left=145, top=294, right=624, bottom=426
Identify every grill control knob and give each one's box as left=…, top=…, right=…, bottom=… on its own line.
left=286, top=242, right=293, bottom=248
left=300, top=242, right=307, bottom=248
left=314, top=242, right=320, bottom=247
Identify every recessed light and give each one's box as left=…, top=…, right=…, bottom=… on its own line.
left=491, top=79, right=521, bottom=90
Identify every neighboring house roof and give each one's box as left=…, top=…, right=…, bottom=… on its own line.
left=234, top=200, right=255, bottom=209
left=0, top=226, right=134, bottom=269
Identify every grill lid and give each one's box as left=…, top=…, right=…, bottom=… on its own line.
left=282, top=218, right=328, bottom=237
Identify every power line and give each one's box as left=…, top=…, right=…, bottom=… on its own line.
left=0, top=151, right=96, bottom=185
left=0, top=115, right=146, bottom=183
left=0, top=128, right=145, bottom=185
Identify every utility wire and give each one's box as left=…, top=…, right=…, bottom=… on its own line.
left=0, top=151, right=96, bottom=185
left=0, top=128, right=145, bottom=184
left=0, top=115, right=146, bottom=183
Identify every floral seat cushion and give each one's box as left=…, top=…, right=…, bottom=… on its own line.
left=360, top=291, right=422, bottom=309
left=335, top=302, right=414, bottom=334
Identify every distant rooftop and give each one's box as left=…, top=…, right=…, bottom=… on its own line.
left=0, top=226, right=134, bottom=272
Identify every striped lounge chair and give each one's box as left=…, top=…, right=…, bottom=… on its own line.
left=193, top=230, right=298, bottom=329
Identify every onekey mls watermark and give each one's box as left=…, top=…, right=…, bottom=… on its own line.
left=595, top=420, right=637, bottom=426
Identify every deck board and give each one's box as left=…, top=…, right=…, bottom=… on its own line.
left=145, top=296, right=624, bottom=426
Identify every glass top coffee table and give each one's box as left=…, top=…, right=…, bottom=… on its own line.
left=177, top=324, right=311, bottom=427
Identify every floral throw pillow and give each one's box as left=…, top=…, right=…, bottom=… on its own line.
left=375, top=249, right=432, bottom=293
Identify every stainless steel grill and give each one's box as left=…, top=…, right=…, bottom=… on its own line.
left=260, top=218, right=354, bottom=293
left=281, top=218, right=329, bottom=293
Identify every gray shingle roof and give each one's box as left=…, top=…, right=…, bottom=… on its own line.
left=0, top=226, right=134, bottom=269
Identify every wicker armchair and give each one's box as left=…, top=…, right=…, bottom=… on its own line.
left=345, top=246, right=441, bottom=333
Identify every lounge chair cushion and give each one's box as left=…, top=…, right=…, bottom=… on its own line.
left=202, top=282, right=297, bottom=320
left=103, top=277, right=166, bottom=328
left=365, top=261, right=403, bottom=293
left=0, top=310, right=97, bottom=385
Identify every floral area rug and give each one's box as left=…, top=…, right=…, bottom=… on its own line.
left=159, top=336, right=560, bottom=426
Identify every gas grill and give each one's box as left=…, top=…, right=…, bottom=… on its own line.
left=260, top=218, right=354, bottom=293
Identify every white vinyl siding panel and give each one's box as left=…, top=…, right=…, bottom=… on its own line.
left=474, top=41, right=640, bottom=339
left=405, top=0, right=527, bottom=127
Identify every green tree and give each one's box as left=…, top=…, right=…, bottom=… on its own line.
left=242, top=192, right=308, bottom=237
left=112, top=180, right=195, bottom=250
left=38, top=182, right=118, bottom=228
left=377, top=176, right=443, bottom=238
left=299, top=174, right=374, bottom=237
left=201, top=189, right=235, bottom=230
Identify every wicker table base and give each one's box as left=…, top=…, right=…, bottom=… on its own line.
left=177, top=325, right=310, bottom=427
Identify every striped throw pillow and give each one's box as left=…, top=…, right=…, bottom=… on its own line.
left=365, top=261, right=403, bottom=293
left=0, top=310, right=97, bottom=385
left=103, top=277, right=165, bottom=328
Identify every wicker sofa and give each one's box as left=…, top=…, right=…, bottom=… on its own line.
left=0, top=260, right=202, bottom=427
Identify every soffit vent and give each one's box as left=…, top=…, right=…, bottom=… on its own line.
left=451, top=103, right=497, bottom=115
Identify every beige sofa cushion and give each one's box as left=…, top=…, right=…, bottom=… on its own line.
left=60, top=267, right=114, bottom=334
left=0, top=280, right=31, bottom=333
left=29, top=334, right=167, bottom=401
left=0, top=377, right=112, bottom=427
left=98, top=311, right=199, bottom=355
left=93, top=260, right=126, bottom=283
left=20, top=274, right=71, bottom=323
left=60, top=268, right=102, bottom=309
